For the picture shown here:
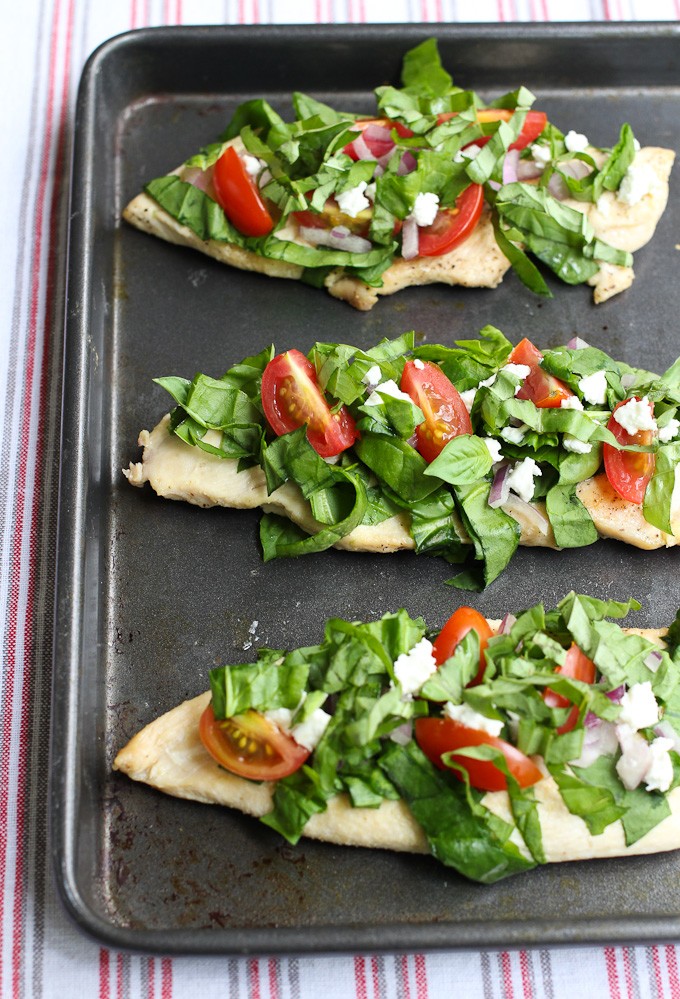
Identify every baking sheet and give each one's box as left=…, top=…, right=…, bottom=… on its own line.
left=52, top=23, right=680, bottom=954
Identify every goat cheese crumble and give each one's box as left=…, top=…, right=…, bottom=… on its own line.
left=507, top=456, right=542, bottom=503
left=410, top=192, right=440, bottom=227
left=337, top=181, right=371, bottom=218
left=578, top=370, right=608, bottom=406
left=618, top=161, right=657, bottom=207
left=365, top=379, right=414, bottom=407
left=393, top=637, right=437, bottom=697
left=619, top=681, right=660, bottom=731
left=613, top=397, right=657, bottom=436
left=564, top=130, right=590, bottom=153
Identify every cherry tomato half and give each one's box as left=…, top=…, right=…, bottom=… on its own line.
left=416, top=184, right=484, bottom=257
left=508, top=337, right=574, bottom=409
left=603, top=397, right=656, bottom=504
left=213, top=145, right=274, bottom=238
left=432, top=606, right=494, bottom=687
left=415, top=717, right=543, bottom=792
left=199, top=705, right=309, bottom=781
left=261, top=349, right=359, bottom=458
left=401, top=359, right=473, bottom=463
left=543, top=643, right=596, bottom=735
left=437, top=109, right=547, bottom=151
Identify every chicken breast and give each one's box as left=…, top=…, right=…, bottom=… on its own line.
left=123, top=146, right=674, bottom=310
left=113, top=621, right=680, bottom=867
left=124, top=415, right=680, bottom=553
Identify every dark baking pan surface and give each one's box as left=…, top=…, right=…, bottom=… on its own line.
left=52, top=23, right=680, bottom=954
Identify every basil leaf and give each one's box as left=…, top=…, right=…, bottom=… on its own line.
left=545, top=483, right=598, bottom=548
left=425, top=434, right=493, bottom=486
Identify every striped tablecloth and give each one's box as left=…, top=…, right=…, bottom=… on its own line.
left=4, top=2, right=680, bottom=996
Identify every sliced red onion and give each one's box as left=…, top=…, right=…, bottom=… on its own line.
left=566, top=336, right=590, bottom=350
left=182, top=165, right=215, bottom=196
left=615, top=724, right=651, bottom=791
left=561, top=159, right=592, bottom=181
left=389, top=721, right=413, bottom=746
left=299, top=225, right=372, bottom=254
left=406, top=432, right=418, bottom=448
left=644, top=649, right=663, bottom=673
left=397, top=151, right=417, bottom=176
left=621, top=373, right=637, bottom=390
left=498, top=612, right=517, bottom=635
left=654, top=720, right=680, bottom=753
left=363, top=123, right=392, bottom=145
left=489, top=464, right=511, bottom=508
left=487, top=180, right=501, bottom=192
left=401, top=215, right=419, bottom=260
left=517, top=159, right=544, bottom=182
left=605, top=685, right=625, bottom=703
left=547, top=173, right=569, bottom=200
left=348, top=133, right=373, bottom=161
left=502, top=149, right=520, bottom=185
left=571, top=717, right=618, bottom=768
left=501, top=493, right=552, bottom=539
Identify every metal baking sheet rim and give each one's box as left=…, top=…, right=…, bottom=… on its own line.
left=51, top=22, right=680, bottom=955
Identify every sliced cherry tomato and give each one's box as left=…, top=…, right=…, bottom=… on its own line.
left=199, top=705, right=309, bottom=781
left=432, top=606, right=494, bottom=686
left=213, top=145, right=274, bottom=237
left=437, top=109, right=547, bottom=151
left=416, top=184, right=484, bottom=257
left=543, top=643, right=596, bottom=735
left=401, top=359, right=473, bottom=462
left=415, top=717, right=543, bottom=792
left=261, top=349, right=359, bottom=458
left=603, top=397, right=656, bottom=504
left=344, top=117, right=414, bottom=159
left=508, top=337, right=574, bottom=409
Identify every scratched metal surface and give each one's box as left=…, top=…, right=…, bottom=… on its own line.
left=52, top=23, right=680, bottom=953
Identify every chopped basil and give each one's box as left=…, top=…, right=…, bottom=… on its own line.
left=141, top=40, right=644, bottom=297
left=205, top=596, right=680, bottom=883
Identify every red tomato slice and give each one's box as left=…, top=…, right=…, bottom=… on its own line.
left=344, top=117, right=414, bottom=159
left=213, top=145, right=274, bottom=238
left=508, top=337, right=574, bottom=409
left=415, top=717, right=543, bottom=792
left=416, top=184, right=484, bottom=257
left=432, top=606, right=494, bottom=686
left=603, top=397, right=656, bottom=504
left=437, top=109, right=547, bottom=151
left=400, top=359, right=473, bottom=463
left=261, top=349, right=359, bottom=458
left=543, top=643, right=596, bottom=735
left=199, top=705, right=309, bottom=781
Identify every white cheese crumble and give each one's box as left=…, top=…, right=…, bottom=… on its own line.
left=578, top=370, right=608, bottom=406
left=618, top=161, right=657, bottom=207
left=362, top=364, right=382, bottom=387
left=479, top=373, right=497, bottom=389
left=365, top=379, right=414, bottom=407
left=413, top=358, right=425, bottom=370
left=644, top=737, right=675, bottom=792
left=410, top=192, right=440, bottom=227
left=336, top=181, right=370, bottom=218
left=619, top=681, right=660, bottom=731
left=613, top=396, right=657, bottom=436
left=500, top=425, right=527, bottom=446
left=562, top=434, right=592, bottom=454
left=659, top=417, right=680, bottom=443
left=242, top=153, right=264, bottom=176
left=531, top=143, right=552, bottom=168
left=503, top=363, right=531, bottom=380
left=507, top=457, right=542, bottom=503
left=454, top=143, right=482, bottom=162
left=564, top=130, right=590, bottom=153
left=560, top=395, right=585, bottom=411
left=443, top=701, right=504, bottom=737
left=264, top=707, right=294, bottom=729
left=291, top=708, right=332, bottom=751
left=393, top=637, right=437, bottom=697
left=483, top=438, right=503, bottom=464
left=460, top=388, right=476, bottom=413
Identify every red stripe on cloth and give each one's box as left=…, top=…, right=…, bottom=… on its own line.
left=248, top=959, right=262, bottom=999
left=1, top=0, right=74, bottom=990
left=501, top=952, right=514, bottom=998
left=268, top=958, right=279, bottom=999
left=604, top=947, right=621, bottom=999
left=371, top=957, right=381, bottom=998
left=116, top=953, right=125, bottom=999
left=175, top=0, right=182, bottom=23
left=519, top=951, right=533, bottom=998
left=99, top=949, right=111, bottom=999
left=354, top=956, right=369, bottom=999
left=667, top=946, right=680, bottom=999
left=414, top=953, right=428, bottom=999
left=399, top=955, right=411, bottom=999
left=147, top=958, right=155, bottom=999
left=161, top=958, right=173, bottom=999
left=649, top=947, right=664, bottom=999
